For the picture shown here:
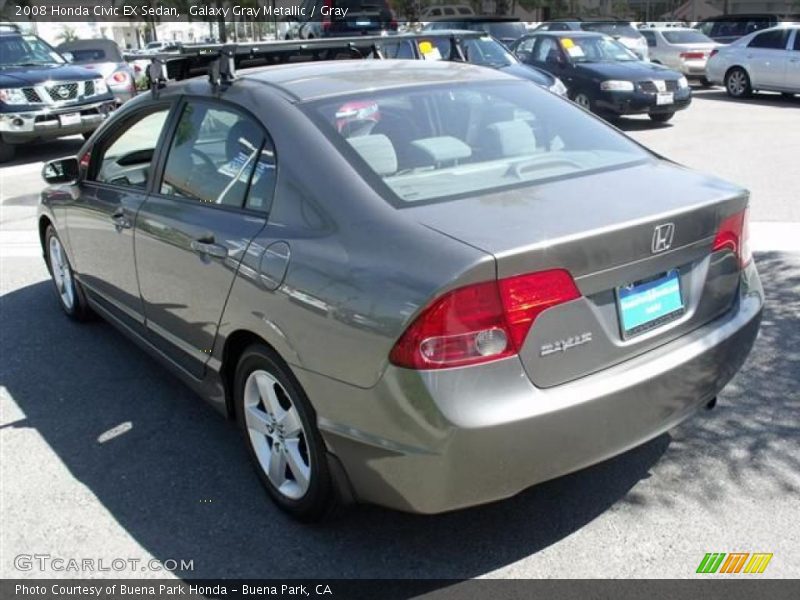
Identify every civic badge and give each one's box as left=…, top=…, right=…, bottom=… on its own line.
left=652, top=223, right=675, bottom=254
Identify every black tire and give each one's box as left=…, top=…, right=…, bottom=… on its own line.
left=725, top=67, right=752, bottom=98
left=571, top=90, right=594, bottom=113
left=234, top=344, right=335, bottom=521
left=700, top=77, right=714, bottom=88
left=0, top=139, right=16, bottom=163
left=649, top=112, right=675, bottom=123
left=44, top=225, right=92, bottom=321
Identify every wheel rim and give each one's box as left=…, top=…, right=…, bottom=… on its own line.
left=575, top=93, right=591, bottom=109
left=244, top=370, right=311, bottom=500
left=727, top=71, right=746, bottom=96
left=49, top=236, right=75, bottom=311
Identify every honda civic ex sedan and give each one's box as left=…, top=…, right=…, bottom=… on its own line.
left=38, top=60, right=762, bottom=520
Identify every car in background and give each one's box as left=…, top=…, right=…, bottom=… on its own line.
left=512, top=31, right=691, bottom=122
left=57, top=40, right=137, bottom=104
left=286, top=0, right=397, bottom=39
left=419, top=4, right=474, bottom=21
left=423, top=17, right=529, bottom=48
left=377, top=31, right=567, bottom=96
left=0, top=28, right=115, bottom=161
left=639, top=27, right=719, bottom=85
left=706, top=25, right=800, bottom=98
left=38, top=59, right=762, bottom=520
left=533, top=18, right=650, bottom=61
left=694, top=14, right=800, bottom=44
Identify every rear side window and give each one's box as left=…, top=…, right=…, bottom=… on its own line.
left=749, top=29, right=790, bottom=49
left=159, top=103, right=276, bottom=211
left=795, top=31, right=800, bottom=51
left=92, top=108, right=170, bottom=188
left=309, top=81, right=648, bottom=205
left=641, top=30, right=656, bottom=47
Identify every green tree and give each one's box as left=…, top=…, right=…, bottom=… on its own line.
left=57, top=26, right=79, bottom=43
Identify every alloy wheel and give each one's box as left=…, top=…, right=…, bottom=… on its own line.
left=49, top=236, right=75, bottom=311
left=243, top=369, right=311, bottom=500
left=726, top=70, right=748, bottom=97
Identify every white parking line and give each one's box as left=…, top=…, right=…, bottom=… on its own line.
left=2, top=222, right=798, bottom=259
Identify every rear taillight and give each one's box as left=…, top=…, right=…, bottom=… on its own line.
left=111, top=71, right=128, bottom=83
left=79, top=150, right=91, bottom=169
left=389, top=269, right=580, bottom=370
left=712, top=207, right=751, bottom=268
left=322, top=0, right=332, bottom=29
left=680, top=51, right=706, bottom=60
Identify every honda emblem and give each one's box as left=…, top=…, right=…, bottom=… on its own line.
left=652, top=223, right=675, bottom=254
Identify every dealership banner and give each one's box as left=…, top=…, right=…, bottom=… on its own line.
left=3, top=580, right=800, bottom=600
left=0, top=0, right=770, bottom=24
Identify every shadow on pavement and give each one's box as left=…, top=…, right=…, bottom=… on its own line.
left=1, top=251, right=797, bottom=578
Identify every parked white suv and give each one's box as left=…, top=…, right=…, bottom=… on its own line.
left=706, top=25, right=800, bottom=98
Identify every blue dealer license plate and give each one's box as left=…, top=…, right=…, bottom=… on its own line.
left=617, top=270, right=684, bottom=337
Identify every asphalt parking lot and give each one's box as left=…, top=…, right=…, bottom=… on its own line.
left=1, top=88, right=799, bottom=580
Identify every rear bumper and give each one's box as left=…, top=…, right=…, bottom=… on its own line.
left=300, top=264, right=763, bottom=513
left=0, top=100, right=115, bottom=143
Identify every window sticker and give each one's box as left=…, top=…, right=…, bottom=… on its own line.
left=418, top=40, right=442, bottom=61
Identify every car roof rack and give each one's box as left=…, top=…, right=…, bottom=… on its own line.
left=134, top=32, right=488, bottom=91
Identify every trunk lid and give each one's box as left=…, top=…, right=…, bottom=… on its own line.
left=409, top=160, right=747, bottom=387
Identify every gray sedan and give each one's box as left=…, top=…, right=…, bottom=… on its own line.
left=38, top=60, right=762, bottom=520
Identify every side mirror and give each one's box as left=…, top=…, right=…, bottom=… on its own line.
left=42, top=157, right=79, bottom=184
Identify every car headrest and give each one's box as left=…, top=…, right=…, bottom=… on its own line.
left=485, top=121, right=538, bottom=158
left=410, top=136, right=472, bottom=165
left=226, top=121, right=260, bottom=161
left=347, top=134, right=398, bottom=176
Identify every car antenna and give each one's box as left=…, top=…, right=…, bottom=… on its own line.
left=209, top=44, right=237, bottom=89
left=147, top=58, right=168, bottom=98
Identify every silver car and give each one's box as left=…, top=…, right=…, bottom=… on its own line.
left=706, top=25, right=800, bottom=98
left=57, top=39, right=137, bottom=104
left=640, top=27, right=719, bottom=84
left=38, top=60, right=762, bottom=520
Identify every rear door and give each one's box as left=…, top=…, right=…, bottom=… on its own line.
left=134, top=99, right=275, bottom=378
left=746, top=28, right=791, bottom=88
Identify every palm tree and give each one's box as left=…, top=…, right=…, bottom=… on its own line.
left=57, top=26, right=79, bottom=44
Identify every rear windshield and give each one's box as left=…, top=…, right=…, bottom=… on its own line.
left=662, top=30, right=713, bottom=44
left=580, top=23, right=641, bottom=38
left=67, top=48, right=109, bottom=62
left=307, top=81, right=648, bottom=205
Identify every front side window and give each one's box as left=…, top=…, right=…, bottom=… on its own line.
left=92, top=108, right=170, bottom=188
left=748, top=29, right=790, bottom=49
left=309, top=81, right=649, bottom=204
left=159, top=103, right=276, bottom=210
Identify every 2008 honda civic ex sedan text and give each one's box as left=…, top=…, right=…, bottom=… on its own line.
left=38, top=60, right=763, bottom=520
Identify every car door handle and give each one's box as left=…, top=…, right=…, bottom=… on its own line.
left=191, top=235, right=228, bottom=259
left=110, top=208, right=131, bottom=230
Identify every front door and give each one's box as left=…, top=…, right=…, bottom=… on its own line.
left=67, top=104, right=172, bottom=328
left=134, top=99, right=275, bottom=378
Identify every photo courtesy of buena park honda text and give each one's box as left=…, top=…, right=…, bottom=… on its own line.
left=0, top=0, right=798, bottom=598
